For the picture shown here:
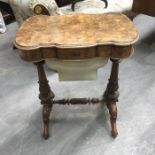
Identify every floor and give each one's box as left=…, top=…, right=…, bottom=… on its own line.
left=0, top=14, right=155, bottom=155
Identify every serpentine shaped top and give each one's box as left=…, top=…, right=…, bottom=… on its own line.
left=15, top=13, right=139, bottom=50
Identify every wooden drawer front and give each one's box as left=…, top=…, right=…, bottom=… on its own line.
left=56, top=48, right=97, bottom=60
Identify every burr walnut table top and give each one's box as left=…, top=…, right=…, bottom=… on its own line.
left=14, top=13, right=139, bottom=62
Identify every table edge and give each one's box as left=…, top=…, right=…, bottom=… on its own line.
left=14, top=35, right=139, bottom=51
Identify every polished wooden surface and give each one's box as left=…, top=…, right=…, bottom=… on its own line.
left=15, top=13, right=138, bottom=50
left=19, top=45, right=133, bottom=62
left=15, top=13, right=138, bottom=62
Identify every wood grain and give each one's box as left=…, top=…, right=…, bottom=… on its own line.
left=19, top=45, right=133, bottom=62
left=15, top=13, right=139, bottom=50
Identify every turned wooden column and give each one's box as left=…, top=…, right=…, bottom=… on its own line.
left=34, top=61, right=55, bottom=139
left=103, top=58, right=120, bottom=138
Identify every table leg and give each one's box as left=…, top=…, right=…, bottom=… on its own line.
left=103, top=58, right=120, bottom=138
left=34, top=61, right=55, bottom=139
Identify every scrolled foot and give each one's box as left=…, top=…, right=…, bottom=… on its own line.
left=42, top=104, right=51, bottom=139
left=43, top=123, right=49, bottom=139
left=107, top=102, right=118, bottom=138
left=111, top=126, right=118, bottom=138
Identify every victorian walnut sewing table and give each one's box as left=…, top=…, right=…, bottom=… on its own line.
left=14, top=13, right=139, bottom=139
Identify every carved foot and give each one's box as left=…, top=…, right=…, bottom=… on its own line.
left=43, top=124, right=49, bottom=139
left=42, top=104, right=52, bottom=139
left=107, top=102, right=118, bottom=138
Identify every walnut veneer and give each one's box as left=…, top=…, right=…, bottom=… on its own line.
left=15, top=13, right=138, bottom=49
left=14, top=13, right=139, bottom=139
